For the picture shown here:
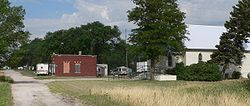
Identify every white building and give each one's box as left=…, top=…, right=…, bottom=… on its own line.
left=136, top=61, right=150, bottom=72
left=182, top=25, right=250, bottom=78
left=97, top=64, right=108, bottom=77
left=136, top=25, right=250, bottom=78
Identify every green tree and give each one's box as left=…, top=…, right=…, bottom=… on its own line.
left=42, top=21, right=121, bottom=63
left=211, top=0, right=250, bottom=78
left=102, top=40, right=127, bottom=70
left=23, top=38, right=45, bottom=66
left=0, top=0, right=29, bottom=66
left=128, top=0, right=187, bottom=80
left=5, top=45, right=27, bottom=68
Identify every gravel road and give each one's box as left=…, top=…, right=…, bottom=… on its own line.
left=5, top=70, right=84, bottom=106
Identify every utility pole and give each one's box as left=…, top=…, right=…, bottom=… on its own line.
left=125, top=29, right=128, bottom=68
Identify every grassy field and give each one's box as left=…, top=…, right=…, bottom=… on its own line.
left=0, top=71, right=12, bottom=106
left=48, top=79, right=250, bottom=106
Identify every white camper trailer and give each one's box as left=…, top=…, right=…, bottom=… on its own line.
left=36, top=63, right=49, bottom=75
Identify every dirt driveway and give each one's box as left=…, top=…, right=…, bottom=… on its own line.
left=5, top=70, right=84, bottom=106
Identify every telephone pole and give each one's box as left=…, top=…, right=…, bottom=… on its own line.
left=125, top=29, right=128, bottom=68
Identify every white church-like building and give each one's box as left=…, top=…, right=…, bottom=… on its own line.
left=182, top=25, right=250, bottom=78
left=136, top=25, right=250, bottom=78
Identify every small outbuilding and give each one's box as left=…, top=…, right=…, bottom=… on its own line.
left=52, top=54, right=97, bottom=77
left=97, top=64, right=108, bottom=77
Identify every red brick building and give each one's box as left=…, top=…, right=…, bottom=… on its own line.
left=52, top=54, right=97, bottom=77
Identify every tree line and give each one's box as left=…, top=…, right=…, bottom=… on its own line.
left=6, top=21, right=141, bottom=71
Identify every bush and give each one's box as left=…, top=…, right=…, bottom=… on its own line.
left=231, top=71, right=241, bottom=79
left=176, top=62, right=222, bottom=81
left=0, top=76, right=14, bottom=83
left=164, top=63, right=184, bottom=75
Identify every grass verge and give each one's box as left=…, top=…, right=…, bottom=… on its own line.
left=0, top=71, right=12, bottom=106
left=48, top=80, right=250, bottom=106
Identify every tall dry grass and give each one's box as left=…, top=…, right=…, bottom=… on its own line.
left=89, top=86, right=250, bottom=106
left=48, top=80, right=250, bottom=106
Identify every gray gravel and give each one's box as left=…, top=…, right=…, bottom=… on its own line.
left=5, top=70, right=84, bottom=106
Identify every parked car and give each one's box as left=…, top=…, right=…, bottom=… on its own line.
left=111, top=66, right=132, bottom=75
left=3, top=66, right=11, bottom=70
left=17, top=67, right=24, bottom=70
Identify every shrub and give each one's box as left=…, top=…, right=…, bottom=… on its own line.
left=176, top=62, right=222, bottom=81
left=231, top=71, right=241, bottom=79
left=0, top=76, right=14, bottom=83
left=164, top=62, right=184, bottom=75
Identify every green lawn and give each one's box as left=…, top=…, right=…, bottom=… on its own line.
left=0, top=71, right=12, bottom=106
left=18, top=70, right=36, bottom=77
left=48, top=80, right=250, bottom=106
left=0, top=82, right=12, bottom=106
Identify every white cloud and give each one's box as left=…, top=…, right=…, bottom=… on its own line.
left=179, top=0, right=238, bottom=26
left=24, top=0, right=239, bottom=39
left=25, top=0, right=135, bottom=39
left=73, top=0, right=111, bottom=21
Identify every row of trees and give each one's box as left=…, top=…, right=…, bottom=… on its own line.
left=6, top=21, right=138, bottom=70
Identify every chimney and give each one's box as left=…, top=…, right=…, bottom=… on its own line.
left=79, top=51, right=82, bottom=55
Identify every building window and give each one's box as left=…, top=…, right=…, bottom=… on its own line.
left=198, top=53, right=202, bottom=63
left=75, top=64, right=81, bottom=73
left=168, top=55, right=173, bottom=67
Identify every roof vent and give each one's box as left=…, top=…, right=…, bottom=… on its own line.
left=79, top=51, right=82, bottom=55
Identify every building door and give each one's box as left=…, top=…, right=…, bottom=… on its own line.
left=63, top=61, right=70, bottom=73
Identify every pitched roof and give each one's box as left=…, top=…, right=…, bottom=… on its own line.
left=185, top=25, right=225, bottom=49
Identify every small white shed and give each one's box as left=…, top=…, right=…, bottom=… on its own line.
left=97, top=64, right=108, bottom=77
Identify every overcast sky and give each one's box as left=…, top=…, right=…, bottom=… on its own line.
left=10, top=0, right=238, bottom=39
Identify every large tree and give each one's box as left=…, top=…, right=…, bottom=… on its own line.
left=43, top=21, right=121, bottom=63
left=20, top=38, right=45, bottom=67
left=128, top=0, right=187, bottom=80
left=0, top=0, right=29, bottom=66
left=211, top=0, right=250, bottom=78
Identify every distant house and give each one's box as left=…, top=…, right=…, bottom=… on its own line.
left=51, top=54, right=97, bottom=77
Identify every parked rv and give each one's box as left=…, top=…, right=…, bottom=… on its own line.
left=36, top=63, right=49, bottom=75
